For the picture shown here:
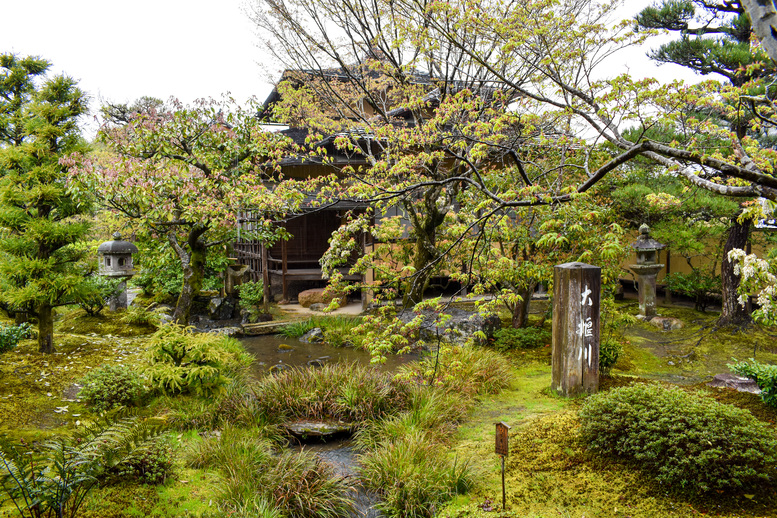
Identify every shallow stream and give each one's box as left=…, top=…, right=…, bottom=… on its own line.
left=240, top=333, right=415, bottom=517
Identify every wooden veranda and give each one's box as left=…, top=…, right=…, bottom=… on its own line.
left=235, top=207, right=367, bottom=302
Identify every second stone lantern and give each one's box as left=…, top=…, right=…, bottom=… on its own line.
left=629, top=224, right=666, bottom=320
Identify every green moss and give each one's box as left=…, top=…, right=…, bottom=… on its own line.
left=79, top=469, right=220, bottom=518
left=57, top=307, right=157, bottom=337
left=444, top=413, right=777, bottom=518
left=0, top=330, right=149, bottom=439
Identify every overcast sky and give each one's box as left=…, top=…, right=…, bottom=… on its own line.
left=1, top=1, right=697, bottom=137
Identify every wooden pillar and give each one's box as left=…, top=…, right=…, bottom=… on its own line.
left=281, top=239, right=289, bottom=302
left=261, top=243, right=270, bottom=313
left=552, top=262, right=601, bottom=397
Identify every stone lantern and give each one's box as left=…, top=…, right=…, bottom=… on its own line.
left=629, top=224, right=666, bottom=319
left=97, top=232, right=138, bottom=310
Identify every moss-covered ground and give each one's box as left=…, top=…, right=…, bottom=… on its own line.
left=442, top=301, right=777, bottom=518
left=2, top=300, right=777, bottom=517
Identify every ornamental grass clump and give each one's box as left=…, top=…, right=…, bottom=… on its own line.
left=186, top=427, right=354, bottom=517
left=579, top=383, right=777, bottom=493
left=397, top=344, right=511, bottom=399
left=252, top=362, right=410, bottom=423
left=357, top=430, right=472, bottom=518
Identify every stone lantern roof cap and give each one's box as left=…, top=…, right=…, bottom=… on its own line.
left=97, top=232, right=138, bottom=254
left=631, top=223, right=666, bottom=251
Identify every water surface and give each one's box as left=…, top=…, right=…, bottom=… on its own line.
left=241, top=334, right=417, bottom=376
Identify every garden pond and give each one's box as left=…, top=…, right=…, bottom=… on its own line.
left=240, top=333, right=418, bottom=375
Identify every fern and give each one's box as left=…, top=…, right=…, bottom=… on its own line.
left=0, top=413, right=166, bottom=518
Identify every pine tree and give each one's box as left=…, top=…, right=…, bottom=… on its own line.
left=635, top=0, right=770, bottom=326
left=0, top=54, right=94, bottom=353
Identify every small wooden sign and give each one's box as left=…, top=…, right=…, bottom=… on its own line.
left=495, top=422, right=510, bottom=456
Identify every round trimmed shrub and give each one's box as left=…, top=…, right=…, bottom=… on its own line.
left=78, top=364, right=147, bottom=412
left=579, top=383, right=777, bottom=493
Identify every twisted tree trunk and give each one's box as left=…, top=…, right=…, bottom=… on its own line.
left=719, top=219, right=752, bottom=327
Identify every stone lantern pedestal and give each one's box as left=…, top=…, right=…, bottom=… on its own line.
left=629, top=224, right=666, bottom=320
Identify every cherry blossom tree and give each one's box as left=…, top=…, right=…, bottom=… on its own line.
left=67, top=97, right=297, bottom=325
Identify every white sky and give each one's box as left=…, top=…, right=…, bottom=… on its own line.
left=1, top=0, right=700, bottom=138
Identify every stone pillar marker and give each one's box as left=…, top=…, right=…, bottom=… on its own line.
left=552, top=262, right=601, bottom=397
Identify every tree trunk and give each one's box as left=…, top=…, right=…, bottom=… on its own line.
left=743, top=0, right=777, bottom=62
left=719, top=219, right=751, bottom=327
left=170, top=226, right=208, bottom=326
left=404, top=234, right=436, bottom=305
left=402, top=194, right=446, bottom=306
left=38, top=304, right=54, bottom=354
left=511, top=284, right=536, bottom=328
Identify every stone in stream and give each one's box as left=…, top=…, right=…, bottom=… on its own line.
left=285, top=420, right=354, bottom=440
left=300, top=328, right=325, bottom=343
left=307, top=356, right=331, bottom=368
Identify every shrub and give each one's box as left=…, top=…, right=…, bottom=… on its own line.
left=729, top=358, right=777, bottom=407
left=78, top=364, right=147, bottom=412
left=598, top=336, right=622, bottom=374
left=579, top=383, right=777, bottom=493
left=665, top=269, right=721, bottom=312
left=143, top=324, right=252, bottom=396
left=109, top=436, right=174, bottom=485
left=236, top=280, right=264, bottom=311
left=0, top=322, right=32, bottom=353
left=78, top=276, right=122, bottom=316
left=358, top=431, right=471, bottom=518
left=492, top=326, right=550, bottom=351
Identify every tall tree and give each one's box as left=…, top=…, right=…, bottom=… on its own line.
left=635, top=0, right=770, bottom=325
left=0, top=54, right=94, bottom=353
left=67, top=97, right=294, bottom=325
left=251, top=0, right=777, bottom=337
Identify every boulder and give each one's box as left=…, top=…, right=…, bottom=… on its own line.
left=208, top=296, right=237, bottom=320
left=707, top=373, right=761, bottom=394
left=298, top=288, right=347, bottom=308
left=399, top=307, right=501, bottom=345
left=647, top=316, right=684, bottom=331
left=307, top=356, right=331, bottom=368
left=300, top=327, right=325, bottom=343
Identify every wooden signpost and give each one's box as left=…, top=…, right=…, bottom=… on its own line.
left=552, top=262, right=601, bottom=396
left=495, top=422, right=510, bottom=511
